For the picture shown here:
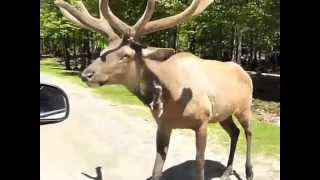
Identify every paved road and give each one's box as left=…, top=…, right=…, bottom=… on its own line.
left=40, top=74, right=280, bottom=180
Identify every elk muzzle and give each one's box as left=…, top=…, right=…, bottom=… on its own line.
left=81, top=69, right=95, bottom=82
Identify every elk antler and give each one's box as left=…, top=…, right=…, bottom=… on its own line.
left=54, top=0, right=119, bottom=42
left=140, top=0, right=214, bottom=35
left=55, top=0, right=212, bottom=41
left=100, top=0, right=156, bottom=38
left=99, top=0, right=131, bottom=36
left=100, top=0, right=212, bottom=38
left=132, top=0, right=156, bottom=36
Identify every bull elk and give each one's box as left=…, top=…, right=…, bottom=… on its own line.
left=55, top=0, right=254, bottom=180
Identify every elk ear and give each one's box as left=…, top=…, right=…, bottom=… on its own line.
left=142, top=47, right=175, bottom=61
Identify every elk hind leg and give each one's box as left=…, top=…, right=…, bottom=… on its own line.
left=236, top=109, right=253, bottom=180
left=219, top=116, right=240, bottom=180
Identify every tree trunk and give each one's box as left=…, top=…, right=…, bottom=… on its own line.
left=168, top=27, right=177, bottom=49
left=53, top=39, right=58, bottom=56
left=85, top=31, right=92, bottom=68
left=249, top=41, right=255, bottom=70
left=49, top=38, right=52, bottom=55
left=236, top=30, right=242, bottom=64
left=231, top=26, right=237, bottom=62
left=45, top=37, right=49, bottom=54
left=73, top=31, right=78, bottom=70
left=40, top=38, right=44, bottom=56
left=59, top=38, right=64, bottom=57
left=188, top=33, right=196, bottom=53
left=188, top=27, right=197, bottom=53
left=218, top=24, right=223, bottom=59
left=252, top=48, right=257, bottom=71
left=63, top=34, right=71, bottom=70
left=248, top=32, right=253, bottom=70
left=79, top=31, right=86, bottom=71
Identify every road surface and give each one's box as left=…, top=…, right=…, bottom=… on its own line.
left=40, top=74, right=280, bottom=180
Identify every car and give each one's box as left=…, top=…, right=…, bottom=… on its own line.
left=40, top=83, right=70, bottom=125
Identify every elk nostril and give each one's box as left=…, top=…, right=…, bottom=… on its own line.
left=81, top=70, right=95, bottom=82
left=86, top=71, right=94, bottom=79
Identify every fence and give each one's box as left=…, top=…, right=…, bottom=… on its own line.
left=248, top=71, right=280, bottom=102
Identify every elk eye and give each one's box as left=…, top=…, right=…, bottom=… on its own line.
left=100, top=56, right=105, bottom=62
left=120, top=55, right=129, bottom=61
left=118, top=57, right=126, bottom=63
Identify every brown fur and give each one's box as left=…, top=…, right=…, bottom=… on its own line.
left=144, top=52, right=253, bottom=125
left=55, top=0, right=254, bottom=179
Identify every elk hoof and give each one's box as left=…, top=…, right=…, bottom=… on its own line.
left=246, top=165, right=253, bottom=180
left=246, top=170, right=253, bottom=180
left=220, top=166, right=233, bottom=180
left=151, top=177, right=161, bottom=180
left=150, top=174, right=162, bottom=180
left=220, top=176, right=231, bottom=180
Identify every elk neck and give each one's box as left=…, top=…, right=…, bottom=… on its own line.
left=122, top=51, right=155, bottom=106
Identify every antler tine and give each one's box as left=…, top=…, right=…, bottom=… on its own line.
left=75, top=1, right=93, bottom=17
left=132, top=0, right=156, bottom=37
left=141, top=0, right=199, bottom=35
left=140, top=0, right=214, bottom=35
left=100, top=0, right=131, bottom=36
left=56, top=0, right=212, bottom=41
left=55, top=0, right=119, bottom=41
left=58, top=7, right=92, bottom=30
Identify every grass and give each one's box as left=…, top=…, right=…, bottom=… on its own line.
left=208, top=115, right=280, bottom=159
left=40, top=58, right=279, bottom=159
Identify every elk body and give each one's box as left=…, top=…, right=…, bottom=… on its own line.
left=55, top=0, right=254, bottom=180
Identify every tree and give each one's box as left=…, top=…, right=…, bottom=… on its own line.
left=41, top=0, right=280, bottom=73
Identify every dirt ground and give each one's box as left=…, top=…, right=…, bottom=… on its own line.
left=40, top=74, right=280, bottom=180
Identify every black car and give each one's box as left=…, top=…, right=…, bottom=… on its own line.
left=40, top=83, right=70, bottom=125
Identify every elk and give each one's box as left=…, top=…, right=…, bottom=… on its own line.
left=55, top=0, right=254, bottom=180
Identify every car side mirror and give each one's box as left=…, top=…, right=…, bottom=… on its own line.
left=40, top=83, right=70, bottom=125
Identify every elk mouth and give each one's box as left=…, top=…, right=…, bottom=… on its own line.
left=84, top=80, right=108, bottom=87
left=83, top=78, right=109, bottom=87
left=86, top=81, right=100, bottom=87
left=81, top=70, right=109, bottom=87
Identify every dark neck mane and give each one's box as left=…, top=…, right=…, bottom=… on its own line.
left=131, top=64, right=155, bottom=106
left=126, top=47, right=156, bottom=106
left=124, top=42, right=164, bottom=106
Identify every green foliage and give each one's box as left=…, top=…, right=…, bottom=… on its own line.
left=41, top=0, right=279, bottom=58
left=41, top=0, right=75, bottom=38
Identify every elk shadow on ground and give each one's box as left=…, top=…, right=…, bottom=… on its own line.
left=82, top=166, right=103, bottom=180
left=146, top=160, right=242, bottom=180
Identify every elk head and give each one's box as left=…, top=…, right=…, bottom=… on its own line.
left=55, top=0, right=213, bottom=88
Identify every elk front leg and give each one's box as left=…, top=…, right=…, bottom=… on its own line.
left=195, top=123, right=207, bottom=180
left=151, top=126, right=172, bottom=180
